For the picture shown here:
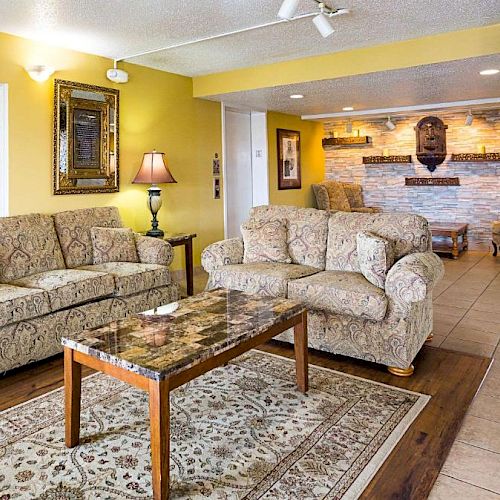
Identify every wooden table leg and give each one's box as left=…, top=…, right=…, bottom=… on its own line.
left=463, top=230, right=469, bottom=250
left=293, top=311, right=308, bottom=393
left=64, top=347, right=82, bottom=448
left=185, top=238, right=194, bottom=296
left=451, top=231, right=459, bottom=259
left=149, top=379, right=170, bottom=500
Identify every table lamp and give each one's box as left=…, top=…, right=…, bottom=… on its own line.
left=133, top=150, right=177, bottom=237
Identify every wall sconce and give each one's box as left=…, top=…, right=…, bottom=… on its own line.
left=25, top=65, right=55, bottom=82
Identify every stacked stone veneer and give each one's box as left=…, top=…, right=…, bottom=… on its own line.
left=323, top=110, right=500, bottom=249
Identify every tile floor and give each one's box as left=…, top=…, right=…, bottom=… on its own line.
left=429, top=251, right=500, bottom=499
left=176, top=251, right=500, bottom=498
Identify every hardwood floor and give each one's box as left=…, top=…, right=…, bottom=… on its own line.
left=0, top=341, right=489, bottom=500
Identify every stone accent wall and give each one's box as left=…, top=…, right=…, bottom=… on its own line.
left=324, top=111, right=500, bottom=249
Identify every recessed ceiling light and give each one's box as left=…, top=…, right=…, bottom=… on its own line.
left=342, top=106, right=354, bottom=111
left=480, top=69, right=499, bottom=76
left=290, top=94, right=304, bottom=99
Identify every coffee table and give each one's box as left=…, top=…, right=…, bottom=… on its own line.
left=430, top=222, right=469, bottom=259
left=62, top=289, right=308, bottom=500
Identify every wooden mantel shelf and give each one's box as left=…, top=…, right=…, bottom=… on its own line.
left=450, top=153, right=500, bottom=162
left=322, top=136, right=372, bottom=148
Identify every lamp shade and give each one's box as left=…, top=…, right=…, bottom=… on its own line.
left=133, top=151, right=177, bottom=184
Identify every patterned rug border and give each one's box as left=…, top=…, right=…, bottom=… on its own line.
left=0, top=351, right=431, bottom=499
left=254, top=351, right=431, bottom=499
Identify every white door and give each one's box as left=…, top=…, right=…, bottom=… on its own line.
left=0, top=84, right=8, bottom=217
left=224, top=108, right=253, bottom=238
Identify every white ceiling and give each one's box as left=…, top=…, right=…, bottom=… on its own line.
left=0, top=0, right=498, bottom=76
left=208, top=55, right=500, bottom=116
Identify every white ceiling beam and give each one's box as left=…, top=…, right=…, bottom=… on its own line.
left=301, top=97, right=500, bottom=120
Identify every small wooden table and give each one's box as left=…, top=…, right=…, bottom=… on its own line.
left=62, top=289, right=307, bottom=500
left=164, top=233, right=196, bottom=296
left=430, top=222, right=469, bottom=259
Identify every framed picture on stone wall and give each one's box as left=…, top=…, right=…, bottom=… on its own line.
left=277, top=129, right=301, bottom=190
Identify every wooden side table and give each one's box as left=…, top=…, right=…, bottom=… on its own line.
left=430, top=222, right=468, bottom=259
left=165, top=233, right=197, bottom=296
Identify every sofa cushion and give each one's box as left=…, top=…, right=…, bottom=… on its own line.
left=10, top=269, right=116, bottom=312
left=91, top=227, right=139, bottom=264
left=324, top=181, right=351, bottom=211
left=357, top=231, right=395, bottom=289
left=0, top=214, right=66, bottom=282
left=0, top=284, right=51, bottom=327
left=53, top=207, right=123, bottom=269
left=241, top=219, right=291, bottom=264
left=342, top=183, right=364, bottom=209
left=249, top=205, right=329, bottom=269
left=288, top=271, right=388, bottom=321
left=208, top=263, right=319, bottom=297
left=326, top=212, right=432, bottom=272
left=78, top=262, right=171, bottom=296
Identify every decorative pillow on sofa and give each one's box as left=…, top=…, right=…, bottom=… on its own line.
left=91, top=227, right=139, bottom=264
left=356, top=231, right=394, bottom=289
left=241, top=219, right=291, bottom=264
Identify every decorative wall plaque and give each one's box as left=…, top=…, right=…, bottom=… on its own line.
left=415, top=116, right=448, bottom=172
left=53, top=79, right=119, bottom=195
left=450, top=153, right=500, bottom=162
left=322, top=136, right=372, bottom=147
left=405, top=177, right=459, bottom=186
left=362, top=155, right=412, bottom=164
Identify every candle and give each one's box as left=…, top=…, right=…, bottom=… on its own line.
left=382, top=148, right=389, bottom=157
left=333, top=131, right=339, bottom=138
left=476, top=144, right=486, bottom=154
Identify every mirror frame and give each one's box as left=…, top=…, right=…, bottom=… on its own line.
left=53, top=79, right=120, bottom=195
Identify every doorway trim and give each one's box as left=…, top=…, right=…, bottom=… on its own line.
left=221, top=103, right=269, bottom=238
left=0, top=84, right=8, bottom=216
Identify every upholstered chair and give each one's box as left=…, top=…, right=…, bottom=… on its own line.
left=493, top=221, right=500, bottom=256
left=312, top=180, right=381, bottom=213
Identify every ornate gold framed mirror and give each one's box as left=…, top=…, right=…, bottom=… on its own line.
left=53, top=79, right=119, bottom=194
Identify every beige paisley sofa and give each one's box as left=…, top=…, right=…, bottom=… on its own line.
left=202, top=205, right=444, bottom=376
left=0, top=207, right=178, bottom=373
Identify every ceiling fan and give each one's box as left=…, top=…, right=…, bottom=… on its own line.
left=278, top=0, right=349, bottom=38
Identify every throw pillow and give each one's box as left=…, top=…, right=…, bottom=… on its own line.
left=91, top=227, right=139, bottom=264
left=324, top=181, right=351, bottom=212
left=241, top=219, right=291, bottom=264
left=356, top=231, right=394, bottom=289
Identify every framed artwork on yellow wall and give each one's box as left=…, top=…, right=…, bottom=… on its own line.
left=277, top=128, right=301, bottom=190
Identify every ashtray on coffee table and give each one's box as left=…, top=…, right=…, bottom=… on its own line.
left=61, top=289, right=308, bottom=500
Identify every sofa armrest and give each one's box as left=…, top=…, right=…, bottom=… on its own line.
left=134, top=234, right=174, bottom=266
left=201, top=238, right=244, bottom=272
left=385, top=252, right=444, bottom=306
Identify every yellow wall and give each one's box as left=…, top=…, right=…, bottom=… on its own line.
left=0, top=32, right=223, bottom=269
left=267, top=112, right=324, bottom=207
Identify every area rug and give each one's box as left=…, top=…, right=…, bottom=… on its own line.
left=0, top=351, right=429, bottom=499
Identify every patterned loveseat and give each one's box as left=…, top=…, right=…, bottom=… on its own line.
left=0, top=207, right=178, bottom=372
left=202, top=205, right=444, bottom=376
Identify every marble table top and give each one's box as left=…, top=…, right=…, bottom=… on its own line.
left=61, top=289, right=305, bottom=381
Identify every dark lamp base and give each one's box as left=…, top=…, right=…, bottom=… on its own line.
left=146, top=228, right=164, bottom=238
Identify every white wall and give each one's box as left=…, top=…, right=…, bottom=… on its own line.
left=223, top=107, right=253, bottom=239
left=0, top=84, right=7, bottom=216
left=250, top=111, right=269, bottom=207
